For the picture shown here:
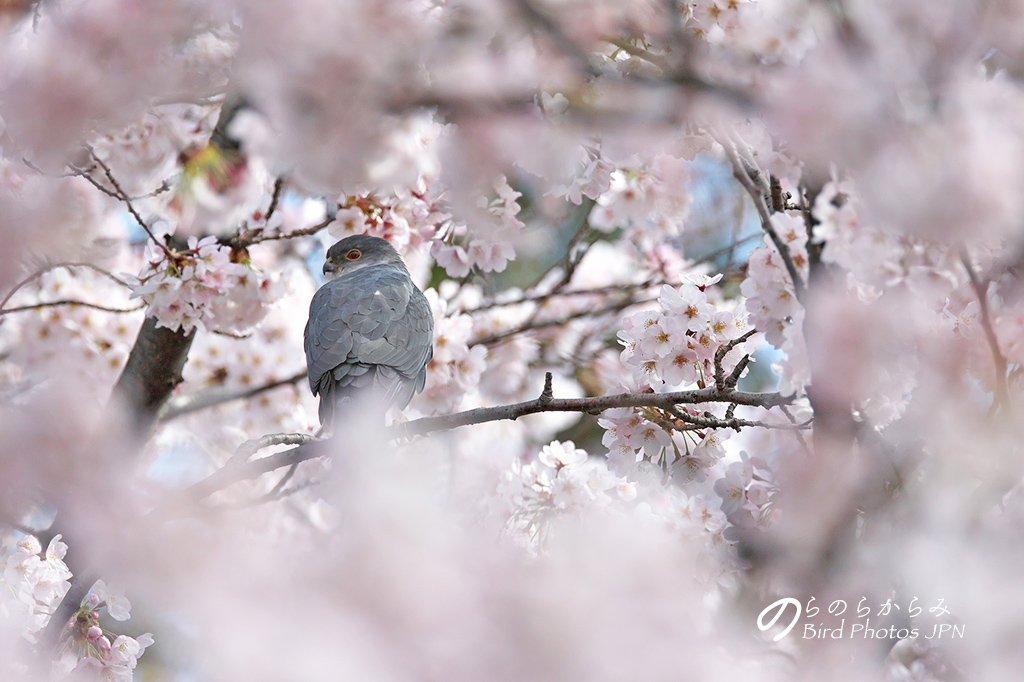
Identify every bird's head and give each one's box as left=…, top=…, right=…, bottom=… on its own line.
left=322, top=234, right=406, bottom=279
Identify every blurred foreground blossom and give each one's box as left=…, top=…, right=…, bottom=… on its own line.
left=3, top=0, right=1024, bottom=680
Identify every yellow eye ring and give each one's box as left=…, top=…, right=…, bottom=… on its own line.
left=345, top=249, right=361, bottom=261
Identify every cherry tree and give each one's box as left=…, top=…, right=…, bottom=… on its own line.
left=0, top=0, right=1019, bottom=679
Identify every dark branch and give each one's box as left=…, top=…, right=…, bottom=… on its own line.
left=713, top=329, right=757, bottom=389
left=176, top=385, right=796, bottom=503
left=800, top=181, right=825, bottom=271
left=229, top=213, right=336, bottom=249
left=111, top=317, right=196, bottom=437
left=88, top=154, right=177, bottom=262
left=232, top=432, right=320, bottom=465
left=780, top=404, right=812, bottom=456
left=721, top=138, right=806, bottom=301
left=265, top=176, right=286, bottom=224
left=0, top=262, right=130, bottom=312
left=0, top=300, right=143, bottom=317
left=660, top=404, right=810, bottom=432
left=177, top=434, right=326, bottom=504
left=960, top=249, right=1010, bottom=411
left=472, top=296, right=655, bottom=346
left=160, top=370, right=307, bottom=422
left=396, top=386, right=792, bottom=437
left=462, top=279, right=656, bottom=314
left=539, top=371, right=554, bottom=404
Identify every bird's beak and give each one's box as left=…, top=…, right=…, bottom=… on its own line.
left=323, top=261, right=336, bottom=277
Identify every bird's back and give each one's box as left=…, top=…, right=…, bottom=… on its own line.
left=304, top=264, right=433, bottom=426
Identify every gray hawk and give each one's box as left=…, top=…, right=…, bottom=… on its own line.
left=304, top=235, right=434, bottom=427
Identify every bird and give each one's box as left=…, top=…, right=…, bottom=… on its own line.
left=304, top=234, right=434, bottom=430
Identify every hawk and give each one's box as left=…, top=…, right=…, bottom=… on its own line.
left=304, top=235, right=434, bottom=428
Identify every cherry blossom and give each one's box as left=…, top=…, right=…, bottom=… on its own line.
left=2, top=1, right=1024, bottom=680
left=1, top=533, right=72, bottom=642
left=414, top=288, right=488, bottom=415
left=619, top=277, right=754, bottom=391
left=126, top=236, right=283, bottom=334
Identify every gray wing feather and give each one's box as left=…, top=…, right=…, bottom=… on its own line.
left=304, top=265, right=434, bottom=419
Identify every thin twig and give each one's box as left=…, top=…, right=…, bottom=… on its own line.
left=62, top=161, right=172, bottom=202
left=227, top=462, right=303, bottom=507
left=604, top=36, right=671, bottom=71
left=211, top=329, right=252, bottom=339
left=89, top=154, right=177, bottom=262
left=0, top=262, right=130, bottom=311
left=227, top=177, right=288, bottom=248
left=231, top=213, right=336, bottom=248
left=780, top=404, right=812, bottom=456
left=267, top=462, right=299, bottom=495
left=472, top=296, right=656, bottom=346
left=462, top=280, right=657, bottom=314
left=511, top=0, right=600, bottom=77
left=470, top=222, right=758, bottom=316
left=553, top=197, right=598, bottom=287
left=453, top=224, right=757, bottom=323
left=661, top=403, right=810, bottom=432
left=178, top=438, right=328, bottom=504
left=74, top=167, right=120, bottom=199
left=725, top=354, right=752, bottom=390
left=265, top=176, right=285, bottom=224
left=720, top=137, right=806, bottom=301
left=236, top=473, right=323, bottom=507
left=254, top=214, right=337, bottom=244
left=525, top=197, right=598, bottom=292
left=160, top=370, right=307, bottom=421
left=960, top=249, right=1010, bottom=411
left=713, top=329, right=758, bottom=389
left=465, top=231, right=759, bottom=318
left=697, top=232, right=762, bottom=267
left=0, top=300, right=144, bottom=317
left=129, top=179, right=174, bottom=201
left=231, top=432, right=320, bottom=466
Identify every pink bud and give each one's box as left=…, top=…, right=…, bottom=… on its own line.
left=96, top=636, right=111, bottom=654
left=88, top=626, right=103, bottom=641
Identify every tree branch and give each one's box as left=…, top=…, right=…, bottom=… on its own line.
left=527, top=196, right=597, bottom=291
left=174, top=433, right=324, bottom=504
left=0, top=300, right=144, bottom=317
left=659, top=403, right=810, bottom=433
left=462, top=280, right=656, bottom=314
left=111, top=317, right=196, bottom=437
left=174, top=379, right=795, bottom=503
left=228, top=213, right=337, bottom=249
left=398, top=383, right=792, bottom=437
left=87, top=154, right=177, bottom=262
left=472, top=295, right=655, bottom=346
left=713, top=329, right=757, bottom=389
left=0, top=262, right=130, bottom=312
left=265, top=176, right=286, bottom=224
left=160, top=370, right=307, bottom=422
left=720, top=137, right=806, bottom=301
left=960, top=249, right=1010, bottom=411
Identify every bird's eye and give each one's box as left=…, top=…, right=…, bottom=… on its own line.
left=345, top=249, right=361, bottom=261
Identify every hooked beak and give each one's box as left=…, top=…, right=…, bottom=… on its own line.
left=323, top=261, right=336, bottom=276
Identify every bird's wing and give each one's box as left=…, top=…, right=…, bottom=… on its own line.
left=376, top=282, right=434, bottom=408
left=304, top=266, right=433, bottom=403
